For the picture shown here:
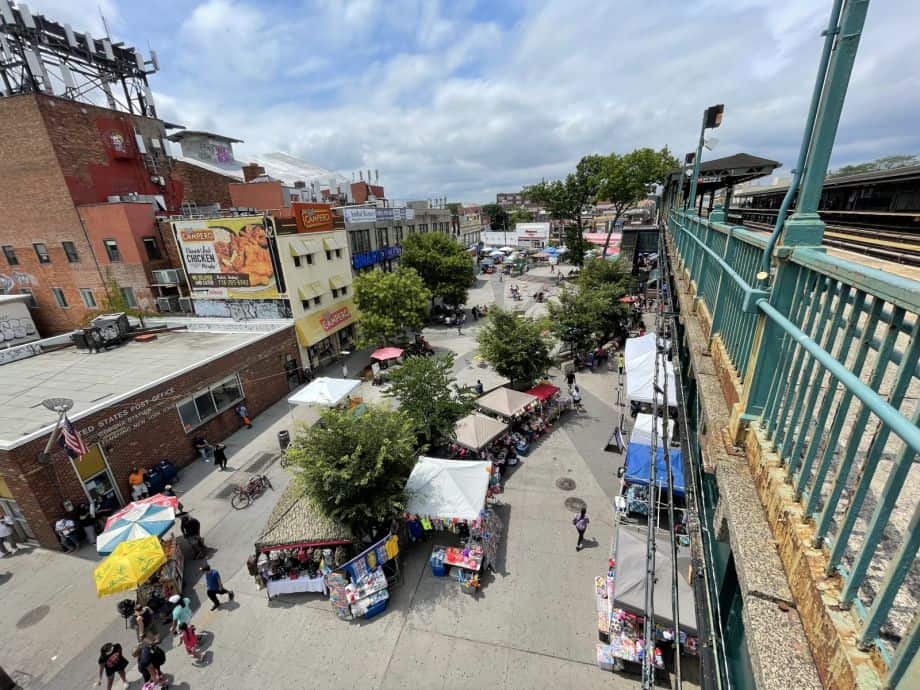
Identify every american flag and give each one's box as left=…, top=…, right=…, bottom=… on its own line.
left=60, top=415, right=88, bottom=459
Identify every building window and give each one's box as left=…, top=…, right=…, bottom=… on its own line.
left=52, top=287, right=68, bottom=308
left=62, top=241, right=79, bottom=262
left=335, top=249, right=342, bottom=258
left=176, top=373, right=244, bottom=432
left=313, top=296, right=322, bottom=307
left=332, top=286, right=349, bottom=299
left=103, top=239, right=121, bottom=262
left=2, top=245, right=17, bottom=265
left=142, top=237, right=162, bottom=260
left=120, top=287, right=137, bottom=308
left=293, top=255, right=301, bottom=268
left=301, top=300, right=310, bottom=310
left=33, top=243, right=51, bottom=263
left=20, top=288, right=37, bottom=308
left=325, top=250, right=332, bottom=261
left=306, top=254, right=314, bottom=264
left=79, top=288, right=97, bottom=308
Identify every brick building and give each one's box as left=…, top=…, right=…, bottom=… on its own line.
left=0, top=93, right=187, bottom=335
left=0, top=325, right=301, bottom=548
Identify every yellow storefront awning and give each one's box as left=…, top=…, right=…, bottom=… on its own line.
left=295, top=298, right=358, bottom=347
left=289, top=238, right=322, bottom=257
left=323, top=236, right=347, bottom=251
left=297, top=281, right=325, bottom=301
left=329, top=274, right=351, bottom=290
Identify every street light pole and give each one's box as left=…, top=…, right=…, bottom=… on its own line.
left=686, top=104, right=724, bottom=216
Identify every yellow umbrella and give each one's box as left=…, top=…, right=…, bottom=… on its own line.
left=93, top=535, right=167, bottom=597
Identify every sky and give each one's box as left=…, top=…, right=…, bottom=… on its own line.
left=25, top=0, right=920, bottom=204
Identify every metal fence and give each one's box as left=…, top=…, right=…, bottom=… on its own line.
left=668, top=207, right=920, bottom=688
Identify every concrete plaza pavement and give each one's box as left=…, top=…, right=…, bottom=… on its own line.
left=1, top=268, right=678, bottom=690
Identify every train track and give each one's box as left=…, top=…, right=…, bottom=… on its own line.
left=731, top=217, right=920, bottom=268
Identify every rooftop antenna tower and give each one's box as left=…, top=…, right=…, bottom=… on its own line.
left=0, top=0, right=159, bottom=116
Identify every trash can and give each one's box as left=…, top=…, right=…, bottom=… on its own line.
left=278, top=430, right=290, bottom=451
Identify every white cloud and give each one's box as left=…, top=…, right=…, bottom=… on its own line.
left=27, top=0, right=920, bottom=202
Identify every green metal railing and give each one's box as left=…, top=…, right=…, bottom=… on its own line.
left=668, top=206, right=920, bottom=688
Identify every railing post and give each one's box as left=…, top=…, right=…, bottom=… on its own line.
left=707, top=225, right=736, bottom=345
left=783, top=0, right=870, bottom=246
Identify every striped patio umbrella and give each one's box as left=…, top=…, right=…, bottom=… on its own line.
left=105, top=493, right=180, bottom=531
left=96, top=503, right=175, bottom=555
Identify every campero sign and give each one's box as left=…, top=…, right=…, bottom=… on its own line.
left=295, top=298, right=358, bottom=346
left=293, top=203, right=333, bottom=233
left=174, top=216, right=280, bottom=299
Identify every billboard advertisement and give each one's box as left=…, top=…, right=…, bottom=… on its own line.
left=343, top=207, right=377, bottom=225
left=515, top=222, right=550, bottom=242
left=482, top=231, right=514, bottom=246
left=175, top=216, right=280, bottom=299
left=293, top=203, right=333, bottom=233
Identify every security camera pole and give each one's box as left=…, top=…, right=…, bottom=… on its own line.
left=685, top=104, right=724, bottom=215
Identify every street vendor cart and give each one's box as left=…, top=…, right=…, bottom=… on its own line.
left=135, top=536, right=184, bottom=606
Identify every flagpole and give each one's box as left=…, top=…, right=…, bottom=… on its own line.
left=38, top=408, right=67, bottom=464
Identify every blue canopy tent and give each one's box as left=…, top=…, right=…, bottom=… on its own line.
left=624, top=443, right=686, bottom=496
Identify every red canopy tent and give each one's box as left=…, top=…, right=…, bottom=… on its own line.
left=525, top=383, right=560, bottom=402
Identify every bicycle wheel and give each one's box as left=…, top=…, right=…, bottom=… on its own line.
left=230, top=489, right=252, bottom=510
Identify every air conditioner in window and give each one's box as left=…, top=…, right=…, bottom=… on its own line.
left=178, top=297, right=193, bottom=313
left=156, top=297, right=175, bottom=312
left=151, top=268, right=185, bottom=285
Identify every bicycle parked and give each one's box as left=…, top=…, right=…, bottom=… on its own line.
left=229, top=474, right=273, bottom=510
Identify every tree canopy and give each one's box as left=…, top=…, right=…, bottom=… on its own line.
left=287, top=405, right=419, bottom=533
left=481, top=203, right=510, bottom=232
left=354, top=266, right=431, bottom=345
left=400, top=232, right=475, bottom=306
left=476, top=308, right=551, bottom=389
left=830, top=154, right=918, bottom=178
left=384, top=353, right=475, bottom=446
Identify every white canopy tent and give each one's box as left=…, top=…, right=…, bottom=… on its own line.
left=287, top=377, right=361, bottom=406
left=405, top=457, right=491, bottom=521
left=624, top=333, right=657, bottom=364
left=626, top=351, right=677, bottom=406
left=631, top=413, right=675, bottom=447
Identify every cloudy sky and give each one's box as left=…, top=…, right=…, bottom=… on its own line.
left=28, top=0, right=920, bottom=203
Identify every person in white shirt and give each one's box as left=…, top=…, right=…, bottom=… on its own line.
left=55, top=517, right=78, bottom=552
left=0, top=515, right=17, bottom=556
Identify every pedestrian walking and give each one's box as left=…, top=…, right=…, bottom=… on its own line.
left=169, top=594, right=193, bottom=634
left=570, top=384, right=584, bottom=412
left=55, top=516, right=78, bottom=552
left=201, top=564, right=234, bottom=610
left=565, top=369, right=575, bottom=388
left=457, top=323, right=463, bottom=335
left=475, top=379, right=484, bottom=395
left=177, top=622, right=203, bottom=662
left=181, top=515, right=206, bottom=559
left=617, top=352, right=625, bottom=376
left=0, top=514, right=17, bottom=556
left=95, top=642, right=129, bottom=689
left=573, top=507, right=590, bottom=551
left=134, top=604, right=158, bottom=643
left=235, top=403, right=252, bottom=429
left=213, top=442, right=228, bottom=471
left=78, top=502, right=96, bottom=545
left=194, top=435, right=212, bottom=462
left=135, top=639, right=166, bottom=687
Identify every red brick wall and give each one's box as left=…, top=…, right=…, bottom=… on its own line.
left=0, top=94, right=109, bottom=335
left=229, top=180, right=285, bottom=210
left=0, top=327, right=301, bottom=548
left=172, top=160, right=237, bottom=209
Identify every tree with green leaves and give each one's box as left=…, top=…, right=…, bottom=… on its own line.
left=481, top=203, right=510, bottom=232
left=354, top=266, right=430, bottom=345
left=546, top=287, right=606, bottom=356
left=510, top=208, right=534, bottom=224
left=287, top=405, right=419, bottom=532
left=578, top=257, right=632, bottom=339
left=830, top=154, right=918, bottom=177
left=476, top=308, right=551, bottom=389
left=385, top=353, right=475, bottom=446
left=596, top=147, right=678, bottom=256
left=525, top=155, right=606, bottom=267
left=400, top=232, right=475, bottom=307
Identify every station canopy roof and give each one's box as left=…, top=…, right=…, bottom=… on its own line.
left=668, top=152, right=782, bottom=195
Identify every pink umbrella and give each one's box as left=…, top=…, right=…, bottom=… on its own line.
left=105, top=493, right=180, bottom=531
left=619, top=296, right=639, bottom=304
left=371, top=347, right=404, bottom=361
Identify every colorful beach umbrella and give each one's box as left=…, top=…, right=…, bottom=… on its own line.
left=96, top=503, right=175, bottom=554
left=105, top=493, right=180, bottom=531
left=93, top=536, right=166, bottom=597
left=371, top=347, right=404, bottom=361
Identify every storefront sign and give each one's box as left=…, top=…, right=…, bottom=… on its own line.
left=292, top=203, right=333, bottom=233
left=343, top=207, right=377, bottom=225
left=174, top=216, right=280, bottom=299
left=482, top=231, right=512, bottom=246
left=375, top=208, right=394, bottom=222
left=515, top=222, right=550, bottom=242
left=295, top=298, right=358, bottom=346
left=405, top=208, right=415, bottom=221
left=79, top=387, right=177, bottom=445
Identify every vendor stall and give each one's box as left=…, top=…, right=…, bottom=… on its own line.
left=135, top=536, right=184, bottom=606
left=333, top=534, right=401, bottom=621
left=475, top=387, right=543, bottom=456
left=254, top=482, right=353, bottom=601
left=287, top=377, right=362, bottom=407
left=630, top=413, right=674, bottom=448
left=625, top=350, right=677, bottom=409
left=525, top=383, right=564, bottom=423
left=449, top=412, right=509, bottom=460
left=405, top=457, right=503, bottom=592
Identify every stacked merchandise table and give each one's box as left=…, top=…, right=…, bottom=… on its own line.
left=266, top=573, right=328, bottom=598
left=135, top=536, right=184, bottom=606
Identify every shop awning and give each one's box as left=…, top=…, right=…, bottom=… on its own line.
left=329, top=274, right=351, bottom=290
left=297, top=281, right=325, bottom=301
left=631, top=413, right=674, bottom=447
left=475, top=386, right=540, bottom=419
left=287, top=377, right=361, bottom=406
left=289, top=238, right=322, bottom=256
left=454, top=413, right=509, bottom=451
left=323, top=236, right=347, bottom=251
left=405, top=456, right=491, bottom=521
left=624, top=443, right=685, bottom=496
left=525, top=383, right=560, bottom=402
left=612, top=525, right=697, bottom=635
left=256, top=482, right=352, bottom=552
